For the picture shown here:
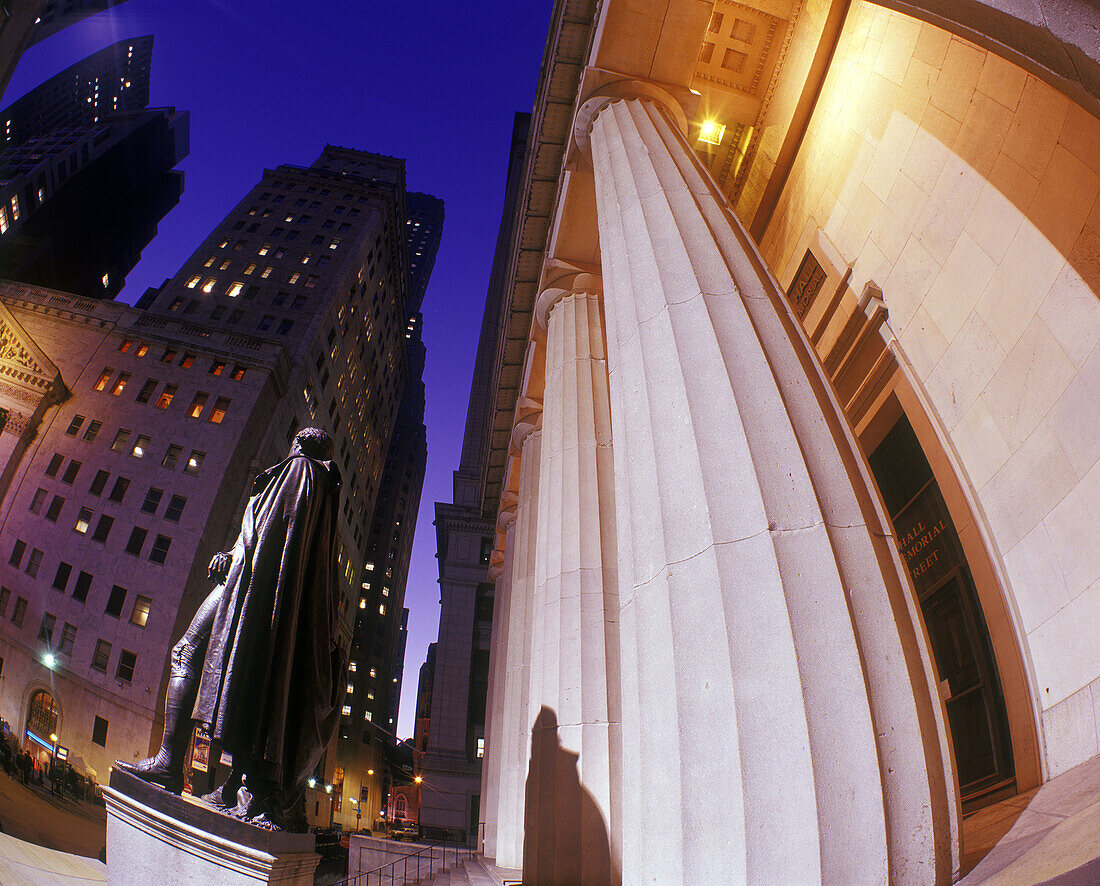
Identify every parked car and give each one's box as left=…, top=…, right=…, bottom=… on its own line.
left=388, top=820, right=419, bottom=842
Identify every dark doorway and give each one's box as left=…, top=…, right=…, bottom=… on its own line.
left=869, top=415, right=1014, bottom=801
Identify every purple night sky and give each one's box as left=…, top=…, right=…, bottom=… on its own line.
left=4, top=0, right=552, bottom=740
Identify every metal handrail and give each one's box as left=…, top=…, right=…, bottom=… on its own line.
left=335, top=838, right=475, bottom=886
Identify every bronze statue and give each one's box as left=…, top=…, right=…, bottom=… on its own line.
left=119, top=427, right=346, bottom=830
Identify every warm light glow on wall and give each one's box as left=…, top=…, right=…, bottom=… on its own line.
left=698, top=120, right=726, bottom=146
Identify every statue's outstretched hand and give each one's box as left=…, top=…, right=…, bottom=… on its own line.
left=207, top=552, right=232, bottom=585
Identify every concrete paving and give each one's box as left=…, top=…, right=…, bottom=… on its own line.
left=0, top=768, right=107, bottom=859
left=961, top=755, right=1100, bottom=885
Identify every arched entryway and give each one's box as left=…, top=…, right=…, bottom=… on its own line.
left=778, top=257, right=1042, bottom=807
left=23, top=687, right=60, bottom=771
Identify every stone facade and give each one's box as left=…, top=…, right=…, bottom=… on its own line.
left=477, top=1, right=1100, bottom=883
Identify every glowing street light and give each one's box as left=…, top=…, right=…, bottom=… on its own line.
left=43, top=653, right=56, bottom=669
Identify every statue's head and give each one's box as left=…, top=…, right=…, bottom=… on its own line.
left=293, top=427, right=334, bottom=460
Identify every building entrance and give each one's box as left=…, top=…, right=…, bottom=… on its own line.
left=869, top=415, right=1015, bottom=799
left=23, top=688, right=59, bottom=766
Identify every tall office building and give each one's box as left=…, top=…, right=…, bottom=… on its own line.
left=0, top=1, right=136, bottom=102
left=416, top=113, right=529, bottom=845
left=0, top=36, right=184, bottom=300
left=1, top=36, right=152, bottom=151
left=332, top=191, right=442, bottom=831
left=0, top=148, right=438, bottom=826
left=474, top=0, right=1100, bottom=883
left=0, top=106, right=188, bottom=299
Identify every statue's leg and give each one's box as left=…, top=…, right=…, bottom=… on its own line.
left=118, top=585, right=222, bottom=793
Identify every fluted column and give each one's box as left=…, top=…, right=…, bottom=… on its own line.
left=494, top=420, right=541, bottom=869
left=481, top=509, right=515, bottom=860
left=587, top=93, right=952, bottom=884
left=523, top=277, right=620, bottom=886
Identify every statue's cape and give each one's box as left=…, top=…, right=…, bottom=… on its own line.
left=193, top=444, right=344, bottom=793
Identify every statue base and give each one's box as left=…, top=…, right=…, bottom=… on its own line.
left=104, top=768, right=319, bottom=885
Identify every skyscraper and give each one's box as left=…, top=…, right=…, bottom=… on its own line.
left=1, top=36, right=152, bottom=152
left=0, top=147, right=439, bottom=825
left=0, top=1, right=136, bottom=102
left=417, top=112, right=529, bottom=846
left=0, top=36, right=184, bottom=300
left=332, top=191, right=442, bottom=831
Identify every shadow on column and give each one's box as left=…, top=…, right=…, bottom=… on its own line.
left=522, top=706, right=616, bottom=886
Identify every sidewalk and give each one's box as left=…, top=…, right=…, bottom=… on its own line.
left=960, top=754, right=1100, bottom=884
left=0, top=768, right=107, bottom=859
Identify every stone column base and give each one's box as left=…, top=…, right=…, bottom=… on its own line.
left=104, top=769, right=319, bottom=885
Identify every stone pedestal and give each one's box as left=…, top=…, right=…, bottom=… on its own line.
left=103, top=769, right=319, bottom=885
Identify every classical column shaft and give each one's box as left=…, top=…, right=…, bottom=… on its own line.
left=589, top=97, right=950, bottom=885
left=524, top=289, right=620, bottom=885
left=481, top=515, right=515, bottom=860
left=495, top=425, right=541, bottom=869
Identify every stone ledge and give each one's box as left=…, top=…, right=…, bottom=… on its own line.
left=104, top=768, right=318, bottom=885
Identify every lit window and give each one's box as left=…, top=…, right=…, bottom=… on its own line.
left=131, top=435, right=150, bottom=458
left=110, top=372, right=130, bottom=396
left=10, top=194, right=21, bottom=221
left=202, top=278, right=216, bottom=293
left=341, top=705, right=352, bottom=717
left=94, top=369, right=112, bottom=391
left=477, top=738, right=485, bottom=759
left=219, top=260, right=231, bottom=270
left=261, top=266, right=273, bottom=278
left=348, top=661, right=357, bottom=672
left=288, top=273, right=301, bottom=285
left=359, top=598, right=366, bottom=609
left=300, top=253, right=312, bottom=265
left=369, top=668, right=377, bottom=679
left=101, top=273, right=110, bottom=289
left=227, top=282, right=244, bottom=297
left=364, top=711, right=372, bottom=722
left=210, top=361, right=226, bottom=377
left=329, top=239, right=339, bottom=250
left=0, top=205, right=8, bottom=234
left=367, top=690, right=374, bottom=700
left=184, top=450, right=205, bottom=476
left=135, top=343, right=148, bottom=357
left=209, top=397, right=229, bottom=424
left=346, top=683, right=354, bottom=694
left=258, top=243, right=271, bottom=256
left=130, top=596, right=151, bottom=627
left=155, top=384, right=177, bottom=409
left=188, top=393, right=208, bottom=419
left=74, top=507, right=92, bottom=534
left=203, top=256, right=216, bottom=267
left=378, top=604, right=386, bottom=615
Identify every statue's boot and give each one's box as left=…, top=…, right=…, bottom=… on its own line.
left=116, top=674, right=193, bottom=793
left=229, top=771, right=287, bottom=830
left=199, top=768, right=242, bottom=809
